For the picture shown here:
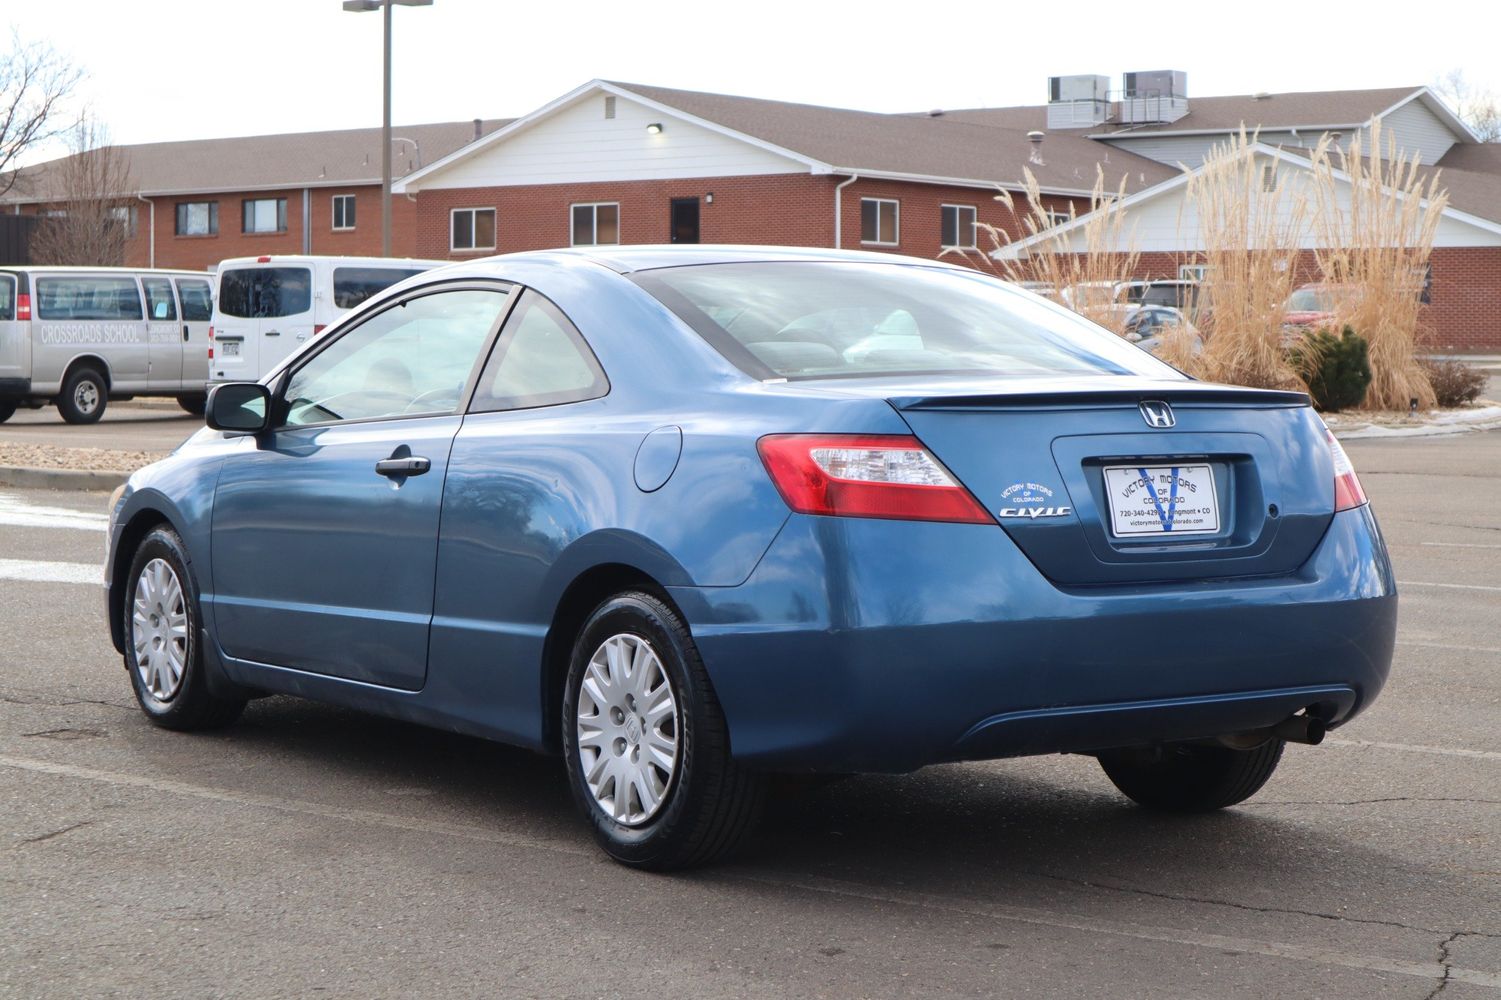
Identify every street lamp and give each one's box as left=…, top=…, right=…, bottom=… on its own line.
left=342, top=0, right=432, bottom=257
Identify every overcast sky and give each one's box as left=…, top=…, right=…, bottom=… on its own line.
left=11, top=0, right=1500, bottom=162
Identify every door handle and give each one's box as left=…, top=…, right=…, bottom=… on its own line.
left=375, top=456, right=431, bottom=478
left=265, top=330, right=281, bottom=337
left=182, top=324, right=190, bottom=341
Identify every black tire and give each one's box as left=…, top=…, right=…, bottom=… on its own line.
left=1098, top=739, right=1284, bottom=812
left=176, top=394, right=207, bottom=416
left=0, top=401, right=15, bottom=423
left=58, top=366, right=107, bottom=424
left=562, top=591, right=764, bottom=870
left=123, top=526, right=245, bottom=730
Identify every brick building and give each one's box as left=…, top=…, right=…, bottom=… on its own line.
left=1, top=119, right=506, bottom=270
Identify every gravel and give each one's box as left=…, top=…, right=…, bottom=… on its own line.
left=0, top=443, right=167, bottom=474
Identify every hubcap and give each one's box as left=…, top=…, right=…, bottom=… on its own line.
left=131, top=558, right=188, bottom=701
left=576, top=633, right=679, bottom=826
left=75, top=380, right=99, bottom=413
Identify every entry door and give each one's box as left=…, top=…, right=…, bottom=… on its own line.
left=670, top=198, right=700, bottom=244
left=210, top=284, right=512, bottom=690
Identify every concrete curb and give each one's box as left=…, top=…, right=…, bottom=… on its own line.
left=0, top=466, right=129, bottom=492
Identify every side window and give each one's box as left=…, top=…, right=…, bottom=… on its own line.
left=469, top=291, right=608, bottom=413
left=332, top=266, right=427, bottom=308
left=175, top=279, right=212, bottom=321
left=142, top=277, right=178, bottom=321
left=0, top=276, right=13, bottom=321
left=35, top=276, right=143, bottom=320
left=279, top=286, right=511, bottom=428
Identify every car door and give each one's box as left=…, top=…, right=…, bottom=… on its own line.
left=173, top=276, right=213, bottom=389
left=141, top=276, right=181, bottom=388
left=210, top=282, right=514, bottom=690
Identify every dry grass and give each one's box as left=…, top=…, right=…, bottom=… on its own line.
left=1307, top=121, right=1447, bottom=410
left=1178, top=128, right=1308, bottom=392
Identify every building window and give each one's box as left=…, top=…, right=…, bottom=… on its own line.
left=1045, top=209, right=1071, bottom=228
left=940, top=204, right=977, bottom=249
left=108, top=204, right=138, bottom=237
left=570, top=203, right=620, bottom=246
left=860, top=198, right=899, bottom=246
left=451, top=207, right=496, bottom=251
left=242, top=198, right=288, bottom=234
left=175, top=201, right=218, bottom=236
left=332, top=194, right=356, bottom=231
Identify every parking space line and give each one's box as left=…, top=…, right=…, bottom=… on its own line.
left=1325, top=738, right=1501, bottom=761
left=1397, top=579, right=1501, bottom=593
left=1397, top=639, right=1501, bottom=655
left=0, top=493, right=108, bottom=532
left=1419, top=542, right=1501, bottom=550
left=0, top=559, right=100, bottom=585
left=2, top=751, right=1496, bottom=989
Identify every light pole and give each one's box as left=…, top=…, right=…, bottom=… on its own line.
left=342, top=0, right=432, bottom=257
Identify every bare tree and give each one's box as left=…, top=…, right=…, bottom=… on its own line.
left=1433, top=70, right=1501, bottom=142
left=28, top=116, right=137, bottom=266
left=0, top=31, right=83, bottom=198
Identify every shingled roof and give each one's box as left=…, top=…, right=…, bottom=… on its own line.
left=2, top=118, right=510, bottom=204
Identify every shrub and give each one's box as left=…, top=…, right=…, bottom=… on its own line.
left=1292, top=327, right=1372, bottom=412
left=1419, top=358, right=1488, bottom=408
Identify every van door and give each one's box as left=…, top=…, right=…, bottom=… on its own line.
left=0, top=273, right=27, bottom=404
left=142, top=276, right=181, bottom=388
left=173, top=276, right=213, bottom=389
left=212, top=264, right=314, bottom=382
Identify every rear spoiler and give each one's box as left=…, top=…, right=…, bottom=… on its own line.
left=890, top=387, right=1310, bottom=411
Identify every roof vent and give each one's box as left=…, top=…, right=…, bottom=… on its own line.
left=473, top=118, right=482, bottom=140
left=1047, top=74, right=1111, bottom=129
left=604, top=95, right=616, bottom=120
left=928, top=109, right=945, bottom=117
left=1253, top=92, right=1272, bottom=100
left=1027, top=130, right=1046, bottom=166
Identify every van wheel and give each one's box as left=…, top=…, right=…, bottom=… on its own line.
left=176, top=394, right=207, bottom=416
left=562, top=591, right=765, bottom=870
left=0, top=402, right=15, bottom=423
left=59, top=367, right=107, bottom=424
left=1097, top=739, right=1285, bottom=812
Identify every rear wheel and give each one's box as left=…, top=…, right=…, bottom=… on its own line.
left=176, top=394, right=206, bottom=416
left=0, top=402, right=15, bottom=423
left=123, top=526, right=245, bottom=730
left=1097, top=739, right=1284, bottom=812
left=562, top=591, right=764, bottom=870
left=58, top=367, right=107, bottom=424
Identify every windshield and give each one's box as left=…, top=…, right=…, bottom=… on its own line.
left=636, top=262, right=1179, bottom=381
left=1286, top=288, right=1335, bottom=312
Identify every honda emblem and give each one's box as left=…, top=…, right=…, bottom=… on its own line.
left=1139, top=401, right=1175, bottom=428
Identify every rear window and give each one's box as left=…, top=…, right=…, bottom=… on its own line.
left=35, top=276, right=143, bottom=321
left=636, top=262, right=1174, bottom=380
left=218, top=267, right=312, bottom=319
left=332, top=266, right=428, bottom=309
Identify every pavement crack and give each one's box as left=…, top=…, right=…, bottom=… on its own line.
left=1249, top=797, right=1501, bottom=807
left=1030, top=871, right=1500, bottom=939
left=18, top=820, right=91, bottom=845
left=1423, top=932, right=1462, bottom=1000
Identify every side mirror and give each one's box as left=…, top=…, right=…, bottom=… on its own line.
left=206, top=382, right=271, bottom=433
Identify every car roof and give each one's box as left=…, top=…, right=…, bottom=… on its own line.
left=459, top=244, right=976, bottom=275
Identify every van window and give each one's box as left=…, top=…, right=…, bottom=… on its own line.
left=175, top=278, right=212, bottom=322
left=218, top=267, right=313, bottom=319
left=332, top=267, right=427, bottom=309
left=0, top=275, right=13, bottom=321
left=35, top=276, right=144, bottom=321
left=142, top=277, right=178, bottom=321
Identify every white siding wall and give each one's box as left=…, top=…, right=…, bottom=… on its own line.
left=1363, top=98, right=1460, bottom=165
left=415, top=94, right=808, bottom=190
left=1031, top=155, right=1500, bottom=254
left=1106, top=129, right=1352, bottom=168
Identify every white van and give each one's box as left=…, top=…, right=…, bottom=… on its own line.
left=0, top=266, right=216, bottom=424
left=209, top=255, right=444, bottom=383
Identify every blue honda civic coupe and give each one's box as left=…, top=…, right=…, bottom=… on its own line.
left=104, top=246, right=1396, bottom=869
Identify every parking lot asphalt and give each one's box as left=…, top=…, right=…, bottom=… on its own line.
left=0, top=431, right=1498, bottom=998
left=1, top=401, right=201, bottom=454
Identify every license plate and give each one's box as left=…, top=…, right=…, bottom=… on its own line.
left=1102, top=465, right=1220, bottom=536
left=220, top=340, right=241, bottom=357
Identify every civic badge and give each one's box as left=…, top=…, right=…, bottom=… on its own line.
left=1139, top=400, right=1175, bottom=428
left=997, top=481, right=1072, bottom=520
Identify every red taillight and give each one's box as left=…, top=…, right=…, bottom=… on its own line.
left=256, top=256, right=271, bottom=263
left=16, top=293, right=30, bottom=321
left=313, top=324, right=327, bottom=335
left=1327, top=429, right=1368, bottom=511
left=757, top=434, right=992, bottom=524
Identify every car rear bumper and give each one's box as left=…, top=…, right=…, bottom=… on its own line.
left=670, top=505, right=1396, bottom=773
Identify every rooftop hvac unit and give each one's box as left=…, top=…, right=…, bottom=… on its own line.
left=1123, top=70, right=1187, bottom=99
left=1047, top=74, right=1111, bottom=128
left=1120, top=70, right=1189, bottom=124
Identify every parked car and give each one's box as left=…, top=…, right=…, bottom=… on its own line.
left=1117, top=279, right=1200, bottom=315
left=1282, top=283, right=1357, bottom=334
left=1124, top=305, right=1204, bottom=357
left=0, top=266, right=215, bottom=423
left=209, top=255, right=445, bottom=385
left=105, top=246, right=1396, bottom=870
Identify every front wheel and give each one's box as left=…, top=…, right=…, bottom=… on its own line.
left=1097, top=739, right=1285, bottom=812
left=58, top=367, right=107, bottom=424
left=562, top=591, right=764, bottom=870
left=123, top=526, right=245, bottom=730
